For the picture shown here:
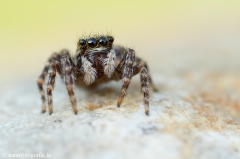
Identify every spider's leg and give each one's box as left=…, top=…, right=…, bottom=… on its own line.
left=133, top=64, right=150, bottom=115
left=46, top=60, right=61, bottom=115
left=61, top=53, right=78, bottom=115
left=37, top=53, right=61, bottom=113
left=135, top=57, right=158, bottom=92
left=117, top=49, right=135, bottom=108
left=115, top=52, right=127, bottom=72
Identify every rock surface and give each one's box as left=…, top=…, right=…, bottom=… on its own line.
left=0, top=73, right=239, bottom=159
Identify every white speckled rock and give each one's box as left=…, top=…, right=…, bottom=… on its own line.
left=0, top=73, right=239, bottom=159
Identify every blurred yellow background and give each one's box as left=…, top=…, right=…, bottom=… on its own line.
left=0, top=0, right=240, bottom=87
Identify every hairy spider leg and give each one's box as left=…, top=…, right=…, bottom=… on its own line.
left=46, top=50, right=78, bottom=115
left=61, top=55, right=78, bottom=114
left=46, top=61, right=59, bottom=114
left=135, top=57, right=158, bottom=92
left=40, top=49, right=78, bottom=115
left=37, top=48, right=86, bottom=115
left=37, top=53, right=61, bottom=113
left=133, top=65, right=150, bottom=115
left=117, top=49, right=135, bottom=108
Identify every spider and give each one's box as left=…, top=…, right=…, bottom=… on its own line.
left=37, top=34, right=158, bottom=116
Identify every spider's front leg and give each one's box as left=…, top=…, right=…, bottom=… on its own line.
left=37, top=53, right=61, bottom=113
left=116, top=49, right=136, bottom=109
left=117, top=49, right=135, bottom=107
left=116, top=49, right=150, bottom=115
left=133, top=65, right=150, bottom=115
left=38, top=49, right=78, bottom=115
left=60, top=53, right=78, bottom=114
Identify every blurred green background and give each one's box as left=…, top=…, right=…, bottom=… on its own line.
left=0, top=0, right=240, bottom=87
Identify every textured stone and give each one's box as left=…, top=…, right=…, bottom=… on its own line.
left=0, top=73, right=239, bottom=159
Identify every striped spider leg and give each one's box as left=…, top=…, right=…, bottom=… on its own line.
left=37, top=49, right=81, bottom=115
left=115, top=48, right=155, bottom=115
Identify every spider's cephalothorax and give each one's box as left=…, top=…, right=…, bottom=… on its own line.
left=37, top=34, right=158, bottom=116
left=75, top=35, right=116, bottom=84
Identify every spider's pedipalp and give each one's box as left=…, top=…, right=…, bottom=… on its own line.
left=103, top=49, right=116, bottom=78
left=81, top=56, right=97, bottom=85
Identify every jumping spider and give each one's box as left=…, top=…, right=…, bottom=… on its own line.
left=37, top=34, right=158, bottom=115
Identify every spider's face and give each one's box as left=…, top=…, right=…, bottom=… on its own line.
left=78, top=35, right=114, bottom=52
left=76, top=35, right=116, bottom=84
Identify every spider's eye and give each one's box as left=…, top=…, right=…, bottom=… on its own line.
left=87, top=37, right=97, bottom=48
left=107, top=36, right=114, bottom=44
left=99, top=36, right=108, bottom=46
left=79, top=39, right=86, bottom=47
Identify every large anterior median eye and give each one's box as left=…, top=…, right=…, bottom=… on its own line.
left=79, top=39, right=86, bottom=47
left=87, top=37, right=97, bottom=48
left=99, top=36, right=108, bottom=46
